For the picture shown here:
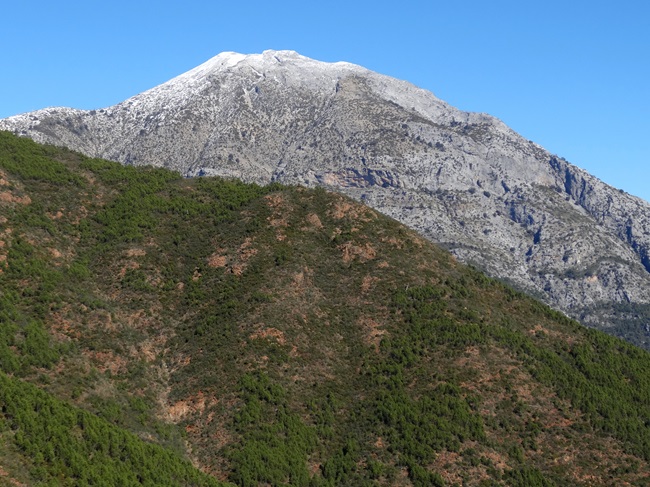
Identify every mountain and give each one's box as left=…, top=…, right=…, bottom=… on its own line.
left=1, top=132, right=649, bottom=486
left=2, top=50, right=650, bottom=349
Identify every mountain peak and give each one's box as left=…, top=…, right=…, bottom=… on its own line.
left=2, top=52, right=650, bottom=350
left=261, top=49, right=304, bottom=59
left=149, top=50, right=366, bottom=106
left=180, top=50, right=357, bottom=80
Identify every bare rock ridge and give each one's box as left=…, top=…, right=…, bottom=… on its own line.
left=2, top=49, right=650, bottom=347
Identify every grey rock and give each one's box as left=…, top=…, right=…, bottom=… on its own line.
left=3, top=50, right=650, bottom=348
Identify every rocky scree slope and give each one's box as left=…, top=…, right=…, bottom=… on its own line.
left=2, top=50, right=650, bottom=348
left=0, top=132, right=649, bottom=486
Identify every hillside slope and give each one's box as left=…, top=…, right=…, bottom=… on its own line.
left=2, top=51, right=650, bottom=349
left=0, top=132, right=649, bottom=486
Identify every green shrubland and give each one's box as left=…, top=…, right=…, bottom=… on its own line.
left=0, top=131, right=648, bottom=486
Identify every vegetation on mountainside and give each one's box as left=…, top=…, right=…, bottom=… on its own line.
left=0, top=373, right=224, bottom=486
left=582, top=301, right=650, bottom=349
left=0, top=133, right=230, bottom=486
left=0, top=131, right=649, bottom=486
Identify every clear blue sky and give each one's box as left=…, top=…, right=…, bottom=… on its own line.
left=2, top=1, right=649, bottom=201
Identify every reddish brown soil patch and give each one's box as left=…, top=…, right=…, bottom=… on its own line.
left=48, top=247, right=63, bottom=259
left=328, top=198, right=377, bottom=221
left=230, top=263, right=245, bottom=276
left=49, top=305, right=82, bottom=340
left=70, top=205, right=88, bottom=225
left=330, top=201, right=354, bottom=219
left=265, top=194, right=290, bottom=231
left=357, top=316, right=386, bottom=352
left=0, top=191, right=31, bottom=205
left=381, top=236, right=404, bottom=249
left=527, top=323, right=576, bottom=345
left=129, top=335, right=166, bottom=362
left=264, top=194, right=285, bottom=209
left=84, top=350, right=129, bottom=375
left=238, top=238, right=257, bottom=259
left=249, top=326, right=287, bottom=345
left=432, top=450, right=464, bottom=485
left=207, top=252, right=227, bottom=268
left=268, top=217, right=288, bottom=228
left=167, top=391, right=213, bottom=422
left=119, top=261, right=140, bottom=277
left=125, top=248, right=146, bottom=257
left=0, top=465, right=26, bottom=487
left=305, top=212, right=323, bottom=229
left=232, top=238, right=258, bottom=275
left=339, top=241, right=377, bottom=263
left=361, top=275, right=380, bottom=293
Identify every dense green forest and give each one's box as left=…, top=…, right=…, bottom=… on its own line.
left=0, top=131, right=649, bottom=486
left=0, top=373, right=224, bottom=486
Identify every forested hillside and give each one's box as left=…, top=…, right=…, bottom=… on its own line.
left=5, top=51, right=650, bottom=350
left=0, top=131, right=649, bottom=486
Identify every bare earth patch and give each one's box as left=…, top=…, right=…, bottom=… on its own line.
left=167, top=391, right=213, bottom=422
left=216, top=238, right=259, bottom=276
left=339, top=241, right=377, bottom=263
left=119, top=261, right=140, bottom=277
left=48, top=247, right=63, bottom=259
left=235, top=238, right=258, bottom=273
left=381, top=236, right=404, bottom=249
left=328, top=198, right=377, bottom=222
left=264, top=193, right=285, bottom=209
left=249, top=326, right=287, bottom=345
left=357, top=316, right=386, bottom=352
left=527, top=323, right=577, bottom=345
left=305, top=212, right=323, bottom=229
left=0, top=191, right=31, bottom=205
left=47, top=210, right=64, bottom=220
left=265, top=194, right=290, bottom=233
left=125, top=248, right=147, bottom=258
left=84, top=350, right=129, bottom=375
left=0, top=465, right=26, bottom=487
left=207, top=252, right=227, bottom=268
left=361, top=275, right=380, bottom=293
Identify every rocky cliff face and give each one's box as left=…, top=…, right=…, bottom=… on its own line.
left=2, top=50, right=649, bottom=347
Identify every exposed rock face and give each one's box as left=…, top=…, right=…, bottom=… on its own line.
left=2, top=50, right=650, bottom=347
